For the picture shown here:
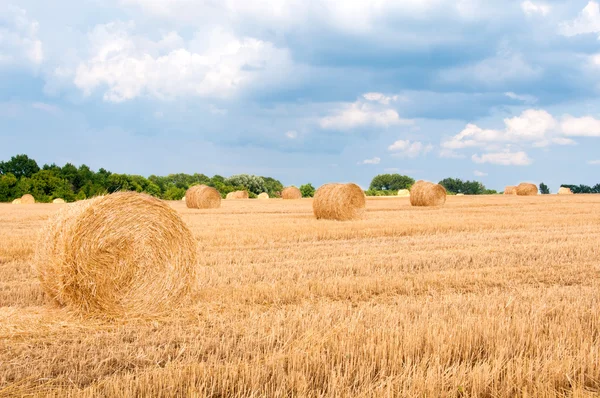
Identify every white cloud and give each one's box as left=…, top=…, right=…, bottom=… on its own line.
left=0, top=4, right=44, bottom=67
left=388, top=140, right=433, bottom=158
left=472, top=151, right=532, bottom=166
left=320, top=98, right=412, bottom=130
left=521, top=1, right=550, bottom=16
left=474, top=170, right=488, bottom=176
left=559, top=1, right=600, bottom=37
left=505, top=91, right=537, bottom=104
left=363, top=92, right=399, bottom=105
left=285, top=130, right=298, bottom=139
left=442, top=109, right=560, bottom=150
left=588, top=159, right=600, bottom=164
left=561, top=115, right=600, bottom=137
left=358, top=157, right=381, bottom=165
left=73, top=22, right=291, bottom=102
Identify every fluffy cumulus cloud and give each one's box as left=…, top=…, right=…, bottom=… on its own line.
left=521, top=1, right=551, bottom=16
left=320, top=95, right=412, bottom=131
left=388, top=140, right=433, bottom=158
left=559, top=1, right=600, bottom=37
left=0, top=4, right=43, bottom=67
left=472, top=151, right=533, bottom=166
left=71, top=22, right=291, bottom=102
left=561, top=115, right=600, bottom=137
left=358, top=157, right=381, bottom=165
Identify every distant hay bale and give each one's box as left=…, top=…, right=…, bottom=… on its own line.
left=456, top=193, right=465, bottom=196
left=181, top=196, right=186, bottom=201
left=34, top=192, right=197, bottom=317
left=516, top=183, right=538, bottom=196
left=52, top=198, right=65, bottom=204
left=313, top=183, right=366, bottom=221
left=257, top=193, right=269, bottom=200
left=21, top=194, right=35, bottom=204
left=409, top=181, right=446, bottom=207
left=397, top=189, right=410, bottom=197
left=558, top=187, right=573, bottom=195
left=12, top=199, right=21, bottom=204
left=282, top=186, right=302, bottom=199
left=504, top=186, right=517, bottom=195
left=185, top=185, right=221, bottom=209
left=226, top=190, right=249, bottom=199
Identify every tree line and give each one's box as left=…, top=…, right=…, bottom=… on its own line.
left=1, top=154, right=595, bottom=203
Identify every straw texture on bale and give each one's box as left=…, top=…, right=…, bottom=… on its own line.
left=257, top=193, right=269, bottom=200
left=34, top=192, right=197, bottom=317
left=282, top=186, right=302, bottom=199
left=226, top=190, right=249, bottom=199
left=52, top=198, right=65, bottom=204
left=409, top=181, right=447, bottom=207
left=12, top=199, right=21, bottom=204
left=397, top=189, right=410, bottom=197
left=516, top=183, right=538, bottom=196
left=21, top=194, right=35, bottom=204
left=313, top=183, right=366, bottom=221
left=558, top=187, right=573, bottom=195
left=504, top=186, right=517, bottom=195
left=185, top=185, right=221, bottom=209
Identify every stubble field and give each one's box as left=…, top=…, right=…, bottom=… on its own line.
left=1, top=195, right=600, bottom=397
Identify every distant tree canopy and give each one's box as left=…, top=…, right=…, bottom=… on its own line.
left=560, top=184, right=600, bottom=194
left=369, top=174, right=415, bottom=192
left=539, top=182, right=550, bottom=194
left=438, top=178, right=489, bottom=195
left=0, top=154, right=284, bottom=203
left=299, top=183, right=315, bottom=198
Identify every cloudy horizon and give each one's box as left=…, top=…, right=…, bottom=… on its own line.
left=3, top=0, right=600, bottom=191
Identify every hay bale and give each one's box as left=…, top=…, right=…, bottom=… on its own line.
left=257, top=193, right=269, bottom=200
left=21, top=194, right=35, bottom=204
left=53, top=198, right=65, bottom=204
left=456, top=193, right=465, bottom=196
left=185, top=185, right=221, bottom=209
left=504, top=186, right=517, bottom=195
left=226, top=190, right=249, bottom=199
left=558, top=187, right=573, bottom=195
left=313, top=183, right=366, bottom=221
left=516, top=183, right=538, bottom=196
left=34, top=192, right=197, bottom=317
left=409, top=181, right=446, bottom=207
left=282, top=186, right=302, bottom=199
left=12, top=199, right=21, bottom=205
left=397, top=189, right=410, bottom=197
left=181, top=196, right=186, bottom=201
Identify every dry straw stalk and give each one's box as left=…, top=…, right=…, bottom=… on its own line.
left=282, top=186, right=302, bottom=199
left=34, top=192, right=197, bottom=318
left=313, top=183, right=366, bottom=221
left=409, top=180, right=447, bottom=207
left=185, top=185, right=221, bottom=209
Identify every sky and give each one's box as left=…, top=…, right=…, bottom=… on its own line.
left=2, top=0, right=600, bottom=191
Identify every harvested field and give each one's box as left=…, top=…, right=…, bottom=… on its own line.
left=1, top=195, right=600, bottom=397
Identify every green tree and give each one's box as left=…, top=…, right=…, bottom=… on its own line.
left=438, top=178, right=486, bottom=195
left=0, top=173, right=17, bottom=201
left=299, top=183, right=316, bottom=198
left=262, top=176, right=284, bottom=197
left=0, top=154, right=40, bottom=178
left=226, top=174, right=267, bottom=195
left=369, top=174, right=415, bottom=191
left=539, top=182, right=550, bottom=194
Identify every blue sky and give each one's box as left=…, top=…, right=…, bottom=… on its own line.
left=2, top=0, right=600, bottom=191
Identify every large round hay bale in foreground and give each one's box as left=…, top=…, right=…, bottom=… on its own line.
left=516, top=183, right=538, bottom=196
left=257, top=193, right=269, bottom=200
left=226, top=190, right=249, bottom=199
left=504, top=186, right=517, bottom=195
left=52, top=198, right=65, bottom=204
left=397, top=189, right=410, bottom=197
left=34, top=192, right=197, bottom=317
left=313, top=183, right=366, bottom=221
left=185, top=185, right=221, bottom=209
left=558, top=187, right=573, bottom=195
left=12, top=198, right=21, bottom=205
left=282, top=186, right=302, bottom=199
left=409, top=181, right=446, bottom=207
left=21, top=194, right=35, bottom=204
